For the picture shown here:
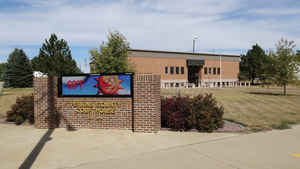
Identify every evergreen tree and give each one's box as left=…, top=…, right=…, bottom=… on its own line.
left=0, top=62, right=7, bottom=81
left=297, top=50, right=300, bottom=58
left=239, top=54, right=250, bottom=81
left=272, top=39, right=300, bottom=95
left=239, top=44, right=270, bottom=84
left=32, top=34, right=81, bottom=76
left=90, top=31, right=135, bottom=73
left=4, top=49, right=33, bottom=88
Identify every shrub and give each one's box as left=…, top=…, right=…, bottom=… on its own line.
left=6, top=95, right=34, bottom=125
left=191, top=94, right=224, bottom=132
left=161, top=93, right=224, bottom=132
left=271, top=120, right=296, bottom=130
left=161, top=97, right=191, bottom=131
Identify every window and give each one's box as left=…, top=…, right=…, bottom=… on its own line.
left=217, top=68, right=220, bottom=75
left=181, top=67, right=184, bottom=74
left=213, top=68, right=216, bottom=75
left=176, top=66, right=179, bottom=74
left=208, top=68, right=212, bottom=74
left=204, top=67, right=208, bottom=74
left=165, top=66, right=168, bottom=74
left=170, top=67, right=174, bottom=74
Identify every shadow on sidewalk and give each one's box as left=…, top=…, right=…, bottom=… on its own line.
left=18, top=76, right=78, bottom=168
left=18, top=129, right=54, bottom=169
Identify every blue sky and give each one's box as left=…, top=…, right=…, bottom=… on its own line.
left=0, top=0, right=300, bottom=72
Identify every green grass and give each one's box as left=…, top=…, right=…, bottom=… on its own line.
left=0, top=88, right=33, bottom=118
left=162, top=87, right=300, bottom=131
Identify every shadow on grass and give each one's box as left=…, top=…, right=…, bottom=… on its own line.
left=247, top=92, right=299, bottom=96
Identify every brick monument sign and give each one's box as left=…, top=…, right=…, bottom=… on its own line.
left=33, top=74, right=161, bottom=133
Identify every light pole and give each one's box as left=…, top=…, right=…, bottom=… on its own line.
left=193, top=36, right=198, bottom=53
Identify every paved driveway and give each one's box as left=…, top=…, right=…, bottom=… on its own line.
left=1, top=123, right=300, bottom=169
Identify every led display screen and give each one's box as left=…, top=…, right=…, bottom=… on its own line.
left=58, top=73, right=133, bottom=97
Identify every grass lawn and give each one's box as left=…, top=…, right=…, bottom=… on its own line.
left=162, top=87, right=300, bottom=131
left=0, top=88, right=33, bottom=118
left=1, top=86, right=300, bottom=131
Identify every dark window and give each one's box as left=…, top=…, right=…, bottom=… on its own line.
left=213, top=68, right=216, bottom=75
left=204, top=67, right=208, bottom=74
left=165, top=66, right=168, bottom=74
left=217, top=68, right=220, bottom=74
left=208, top=68, right=211, bottom=74
left=176, top=67, right=179, bottom=74
left=181, top=67, right=184, bottom=74
left=170, top=67, right=174, bottom=74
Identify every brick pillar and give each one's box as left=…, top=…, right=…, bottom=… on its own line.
left=133, top=74, right=161, bottom=133
left=34, top=77, right=58, bottom=128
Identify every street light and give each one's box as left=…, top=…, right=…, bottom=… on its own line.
left=193, top=36, right=199, bottom=53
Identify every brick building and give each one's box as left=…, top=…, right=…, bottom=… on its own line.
left=91, top=49, right=241, bottom=88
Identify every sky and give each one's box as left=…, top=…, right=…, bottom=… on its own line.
left=0, top=0, right=300, bottom=72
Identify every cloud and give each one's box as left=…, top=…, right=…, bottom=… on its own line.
left=249, top=8, right=300, bottom=16
left=139, top=0, right=242, bottom=16
left=0, top=0, right=299, bottom=59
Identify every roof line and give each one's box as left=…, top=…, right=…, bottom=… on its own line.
left=128, top=48, right=240, bottom=58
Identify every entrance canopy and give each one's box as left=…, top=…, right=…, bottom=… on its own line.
left=187, top=59, right=205, bottom=66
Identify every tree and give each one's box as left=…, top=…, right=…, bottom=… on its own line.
left=272, top=39, right=300, bottom=95
left=0, top=62, right=7, bottom=81
left=239, top=54, right=250, bottom=81
left=90, top=31, right=135, bottom=73
left=258, top=53, right=275, bottom=86
left=239, top=44, right=270, bottom=84
left=32, top=34, right=81, bottom=76
left=3, top=49, right=33, bottom=88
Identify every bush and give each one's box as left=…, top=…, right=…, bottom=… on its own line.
left=271, top=120, right=296, bottom=130
left=161, top=93, right=224, bottom=132
left=6, top=95, right=34, bottom=125
left=191, top=94, right=224, bottom=132
left=161, top=97, right=191, bottom=131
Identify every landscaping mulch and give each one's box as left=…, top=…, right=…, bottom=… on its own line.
left=0, top=118, right=9, bottom=124
left=0, top=117, right=33, bottom=126
left=216, top=120, right=246, bottom=132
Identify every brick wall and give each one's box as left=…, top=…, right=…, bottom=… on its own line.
left=128, top=56, right=187, bottom=80
left=201, top=60, right=239, bottom=80
left=34, top=74, right=161, bottom=133
left=129, top=56, right=239, bottom=81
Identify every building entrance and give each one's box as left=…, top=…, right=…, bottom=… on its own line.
left=188, top=66, right=200, bottom=84
left=187, top=59, right=204, bottom=85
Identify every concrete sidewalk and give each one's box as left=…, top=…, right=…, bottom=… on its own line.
left=1, top=123, right=299, bottom=169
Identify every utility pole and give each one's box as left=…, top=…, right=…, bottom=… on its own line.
left=193, top=36, right=198, bottom=53
left=219, top=55, right=222, bottom=87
